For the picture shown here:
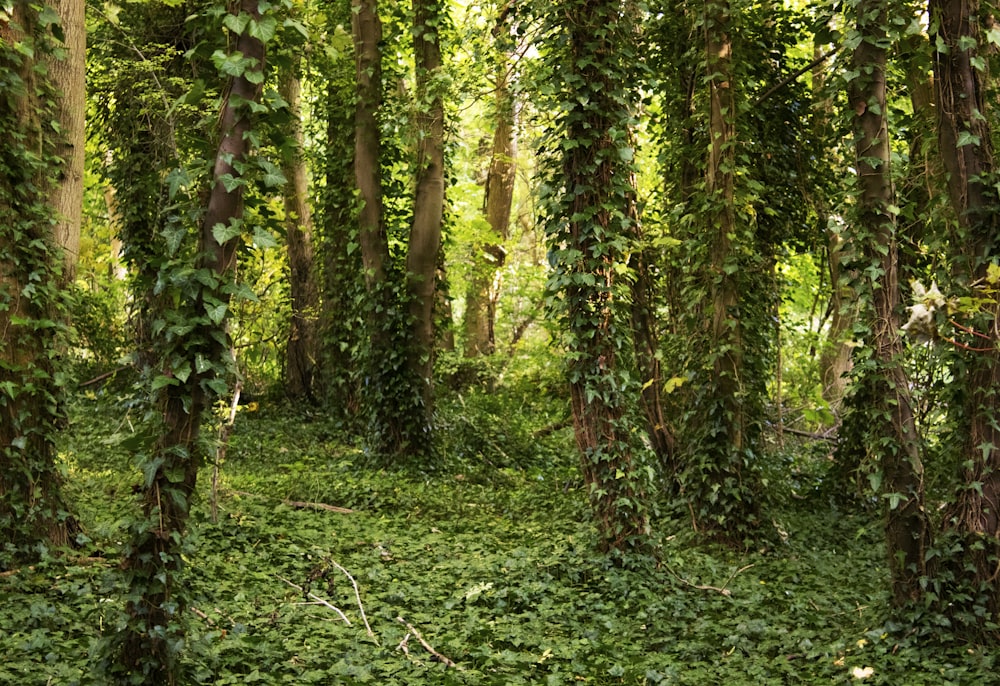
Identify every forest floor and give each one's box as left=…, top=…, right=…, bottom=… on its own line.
left=1, top=391, right=996, bottom=685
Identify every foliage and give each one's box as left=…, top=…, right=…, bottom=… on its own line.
left=0, top=0, right=74, bottom=564
left=4, top=396, right=999, bottom=683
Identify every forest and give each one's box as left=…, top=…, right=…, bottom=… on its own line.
left=2, top=0, right=1000, bottom=682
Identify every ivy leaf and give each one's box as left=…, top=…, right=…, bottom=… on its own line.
left=212, top=222, right=242, bottom=246
left=223, top=12, right=251, bottom=35
left=205, top=301, right=228, bottom=325
left=258, top=159, right=286, bottom=188
left=248, top=16, right=278, bottom=42
left=956, top=131, right=980, bottom=148
left=252, top=227, right=277, bottom=250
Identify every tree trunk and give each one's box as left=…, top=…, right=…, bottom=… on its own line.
left=548, top=0, right=651, bottom=553
left=930, top=0, right=1000, bottom=622
left=406, top=0, right=447, bottom=406
left=849, top=0, right=928, bottom=606
left=465, top=62, right=515, bottom=358
left=279, top=65, right=320, bottom=401
left=0, top=1, right=72, bottom=561
left=352, top=0, right=388, bottom=290
left=47, top=0, right=85, bottom=281
left=117, top=0, right=266, bottom=676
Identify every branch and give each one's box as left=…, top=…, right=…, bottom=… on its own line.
left=753, top=49, right=839, bottom=107
left=277, top=575, right=351, bottom=625
left=396, top=616, right=462, bottom=669
left=329, top=559, right=377, bottom=643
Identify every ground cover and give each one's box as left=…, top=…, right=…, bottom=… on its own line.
left=0, top=395, right=995, bottom=685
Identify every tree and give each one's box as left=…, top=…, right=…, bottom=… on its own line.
left=929, top=0, right=1000, bottom=624
left=279, top=60, right=320, bottom=401
left=0, top=0, right=74, bottom=563
left=47, top=0, right=85, bottom=280
left=541, top=0, right=652, bottom=552
left=464, top=9, right=517, bottom=358
left=845, top=0, right=929, bottom=605
left=109, top=0, right=271, bottom=677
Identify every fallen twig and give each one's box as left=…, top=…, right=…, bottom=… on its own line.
left=663, top=561, right=755, bottom=597
left=229, top=489, right=355, bottom=514
left=283, top=500, right=355, bottom=514
left=396, top=616, right=462, bottom=669
left=277, top=575, right=351, bottom=625
left=78, top=365, right=131, bottom=388
left=329, top=559, right=377, bottom=643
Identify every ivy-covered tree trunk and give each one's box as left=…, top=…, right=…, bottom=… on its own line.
left=847, top=0, right=928, bottom=606
left=686, top=0, right=763, bottom=539
left=406, top=0, right=447, bottom=407
left=279, top=63, right=320, bottom=401
left=930, top=0, right=1000, bottom=623
left=544, top=0, right=651, bottom=553
left=115, top=1, right=267, bottom=677
left=318, top=0, right=362, bottom=417
left=0, top=1, right=73, bottom=563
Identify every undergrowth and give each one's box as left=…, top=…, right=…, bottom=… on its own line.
left=0, top=393, right=996, bottom=684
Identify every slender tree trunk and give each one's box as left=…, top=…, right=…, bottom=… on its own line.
left=930, top=0, right=1000, bottom=621
left=406, top=0, right=447, bottom=406
left=0, top=1, right=72, bottom=560
left=465, top=62, right=515, bottom=357
left=849, top=0, right=928, bottom=605
left=279, top=65, right=320, bottom=401
left=48, top=0, right=85, bottom=281
left=117, top=1, right=266, bottom=676
left=352, top=0, right=389, bottom=290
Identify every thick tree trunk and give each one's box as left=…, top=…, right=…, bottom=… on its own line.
left=849, top=0, right=928, bottom=606
left=552, top=0, right=650, bottom=552
left=406, top=0, right=447, bottom=405
left=930, top=0, right=1000, bottom=621
left=117, top=0, right=266, bottom=675
left=279, top=66, right=320, bottom=401
left=0, top=2, right=72, bottom=560
left=48, top=0, right=85, bottom=281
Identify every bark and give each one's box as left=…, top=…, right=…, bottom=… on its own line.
left=406, top=0, right=447, bottom=404
left=930, top=0, right=1000, bottom=620
left=705, top=0, right=742, bottom=450
left=0, top=2, right=72, bottom=558
left=352, top=0, right=388, bottom=290
left=849, top=0, right=929, bottom=605
left=117, top=0, right=265, bottom=674
left=47, top=0, right=85, bottom=281
left=279, top=66, right=320, bottom=401
left=465, top=63, right=516, bottom=358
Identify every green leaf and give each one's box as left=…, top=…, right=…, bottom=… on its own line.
left=212, top=222, right=242, bottom=246
left=252, top=227, right=277, bottom=250
left=223, top=12, right=251, bottom=35
left=248, top=15, right=278, bottom=42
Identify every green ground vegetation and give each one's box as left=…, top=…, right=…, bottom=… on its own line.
left=1, top=388, right=995, bottom=685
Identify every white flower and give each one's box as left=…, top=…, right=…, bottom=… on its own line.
left=851, top=666, right=874, bottom=680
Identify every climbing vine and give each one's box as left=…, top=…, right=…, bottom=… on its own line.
left=0, top=1, right=74, bottom=564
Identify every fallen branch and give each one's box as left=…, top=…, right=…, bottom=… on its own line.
left=277, top=575, right=351, bottom=625
left=329, top=559, right=377, bottom=643
left=229, top=489, right=355, bottom=514
left=396, top=616, right=461, bottom=669
left=782, top=427, right=838, bottom=442
left=662, top=562, right=755, bottom=597
left=283, top=500, right=355, bottom=514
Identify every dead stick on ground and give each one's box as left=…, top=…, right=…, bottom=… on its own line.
left=277, top=575, right=351, bottom=625
left=330, top=559, right=377, bottom=643
left=396, top=616, right=461, bottom=669
left=229, top=489, right=355, bottom=514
